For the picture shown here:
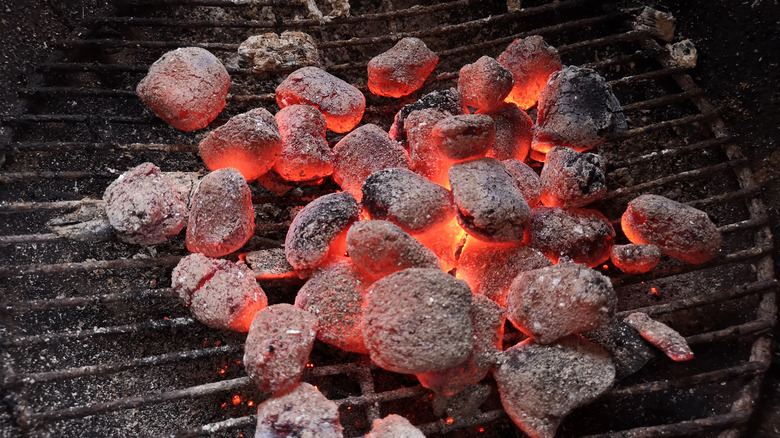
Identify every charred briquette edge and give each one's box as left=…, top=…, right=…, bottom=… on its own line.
left=389, top=89, right=464, bottom=145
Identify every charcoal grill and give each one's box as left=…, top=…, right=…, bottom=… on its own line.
left=0, top=0, right=776, bottom=436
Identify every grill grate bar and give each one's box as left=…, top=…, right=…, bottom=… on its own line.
left=607, top=137, right=733, bottom=170
left=0, top=255, right=182, bottom=278
left=583, top=410, right=752, bottom=438
left=2, top=287, right=176, bottom=312
left=0, top=141, right=200, bottom=153
left=621, top=89, right=705, bottom=112
left=685, top=319, right=775, bottom=345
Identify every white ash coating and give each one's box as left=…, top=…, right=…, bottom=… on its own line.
left=273, top=104, right=333, bottom=182
left=540, top=146, right=607, bottom=208
left=458, top=55, right=514, bottom=112
left=103, top=162, right=186, bottom=245
left=495, top=336, right=615, bottom=438
left=624, top=312, right=694, bottom=361
left=432, top=114, right=496, bottom=161
left=361, top=167, right=455, bottom=233
left=506, top=260, right=616, bottom=344
left=479, top=102, right=534, bottom=162
left=526, top=206, right=616, bottom=267
left=501, top=158, right=542, bottom=207
left=610, top=243, right=662, bottom=274
left=244, top=304, right=318, bottom=393
left=365, top=414, right=425, bottom=438
left=405, top=108, right=450, bottom=185
left=238, top=31, right=320, bottom=72
left=362, top=268, right=474, bottom=374
left=254, top=382, right=343, bottom=438
left=367, top=37, right=439, bottom=98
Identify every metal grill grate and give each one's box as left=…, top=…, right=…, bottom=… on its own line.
left=1, top=0, right=775, bottom=436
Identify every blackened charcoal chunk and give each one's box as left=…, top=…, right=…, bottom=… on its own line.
left=479, top=103, right=533, bottom=162
left=502, top=159, right=542, bottom=207
left=362, top=268, right=473, bottom=374
left=276, top=66, right=365, bottom=133
left=622, top=194, right=722, bottom=264
left=611, top=243, right=662, bottom=274
left=362, top=167, right=455, bottom=233
left=332, top=124, right=410, bottom=201
left=458, top=238, right=551, bottom=306
left=198, top=108, right=282, bottom=181
left=136, top=47, right=229, bottom=131
left=432, top=114, right=495, bottom=161
left=582, top=320, right=655, bottom=380
left=458, top=56, right=514, bottom=112
left=417, top=294, right=505, bottom=396
left=367, top=37, right=439, bottom=98
left=285, top=192, right=360, bottom=276
left=255, top=383, right=343, bottom=438
left=506, top=260, right=616, bottom=344
left=495, top=336, right=615, bottom=438
left=346, top=220, right=441, bottom=282
left=533, top=66, right=626, bottom=157
left=186, top=168, right=255, bottom=257
left=526, top=207, right=616, bottom=267
left=389, top=88, right=465, bottom=145
left=540, top=146, right=607, bottom=208
left=103, top=162, right=186, bottom=245
left=244, top=304, right=318, bottom=393
left=365, top=415, right=425, bottom=438
left=449, top=158, right=530, bottom=243
left=295, top=259, right=369, bottom=354
left=172, top=253, right=267, bottom=332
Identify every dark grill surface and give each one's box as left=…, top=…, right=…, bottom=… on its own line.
left=0, top=0, right=775, bottom=437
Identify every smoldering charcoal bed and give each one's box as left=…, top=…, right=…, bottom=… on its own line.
left=0, top=0, right=775, bottom=437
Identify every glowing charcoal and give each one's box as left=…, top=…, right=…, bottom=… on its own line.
left=624, top=312, right=694, bottom=361
left=346, top=220, right=441, bottom=282
left=405, top=108, right=451, bottom=187
left=172, top=253, right=267, bottom=332
left=540, top=146, right=607, bottom=208
left=244, top=304, right=318, bottom=393
left=367, top=37, right=439, bottom=98
left=432, top=114, right=495, bottom=161
left=457, top=238, right=550, bottom=306
left=389, top=88, right=465, bottom=145
left=495, top=336, right=615, bottom=438
left=276, top=66, right=366, bottom=133
left=610, top=244, right=662, bottom=274
left=417, top=294, right=505, bottom=396
left=243, top=248, right=296, bottom=280
left=285, top=192, right=360, bottom=276
left=532, top=66, right=626, bottom=159
left=411, top=216, right=466, bottom=272
left=136, top=47, right=229, bottom=131
left=458, top=56, right=514, bottom=112
left=103, top=162, right=186, bottom=245
left=449, top=158, right=531, bottom=243
left=273, top=104, right=333, bottom=182
left=622, top=194, right=722, bottom=264
left=332, top=124, right=410, bottom=201
left=186, top=168, right=254, bottom=257
left=526, top=207, right=616, bottom=267
left=501, top=159, right=542, bottom=207
left=497, top=35, right=562, bottom=110
left=365, top=415, right=425, bottom=438
left=362, top=268, right=473, bottom=374
left=506, top=260, right=615, bottom=344
left=294, top=259, right=369, bottom=354
left=582, top=320, right=655, bottom=380
left=198, top=108, right=281, bottom=181
left=255, top=383, right=343, bottom=437
left=361, top=167, right=455, bottom=233
left=478, top=102, right=533, bottom=162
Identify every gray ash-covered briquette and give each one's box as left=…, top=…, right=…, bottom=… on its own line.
left=610, top=243, right=662, bottom=274
left=448, top=158, right=531, bottom=243
left=582, top=320, right=655, bottom=380
left=273, top=104, right=333, bottom=182
left=495, top=336, right=615, bottom=438
left=526, top=206, right=616, bottom=267
left=457, top=55, right=514, bottom=112
left=102, top=162, right=186, bottom=245
left=254, top=382, right=343, bottom=438
left=362, top=268, right=474, bottom=374
left=294, top=259, right=369, bottom=354
left=367, top=37, right=439, bottom=98
left=432, top=114, right=496, bottom=161
left=285, top=191, right=360, bottom=276
left=497, top=35, right=562, bottom=111
left=479, top=102, right=533, bottom=162
left=624, top=312, right=694, bottom=361
left=365, top=414, right=425, bottom=438
left=501, top=158, right=542, bottom=207
left=405, top=108, right=450, bottom=186
left=540, top=146, right=607, bottom=208
left=361, top=167, right=455, bottom=233
left=244, top=304, right=318, bottom=393
left=388, top=88, right=465, bottom=145
left=533, top=65, right=626, bottom=157
left=346, top=220, right=441, bottom=281
left=506, top=260, right=616, bottom=344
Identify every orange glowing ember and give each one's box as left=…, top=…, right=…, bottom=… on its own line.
left=247, top=400, right=254, bottom=407
left=232, top=395, right=242, bottom=405
left=446, top=417, right=454, bottom=425
left=650, top=287, right=660, bottom=296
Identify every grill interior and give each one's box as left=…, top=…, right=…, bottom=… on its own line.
left=0, top=0, right=776, bottom=436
